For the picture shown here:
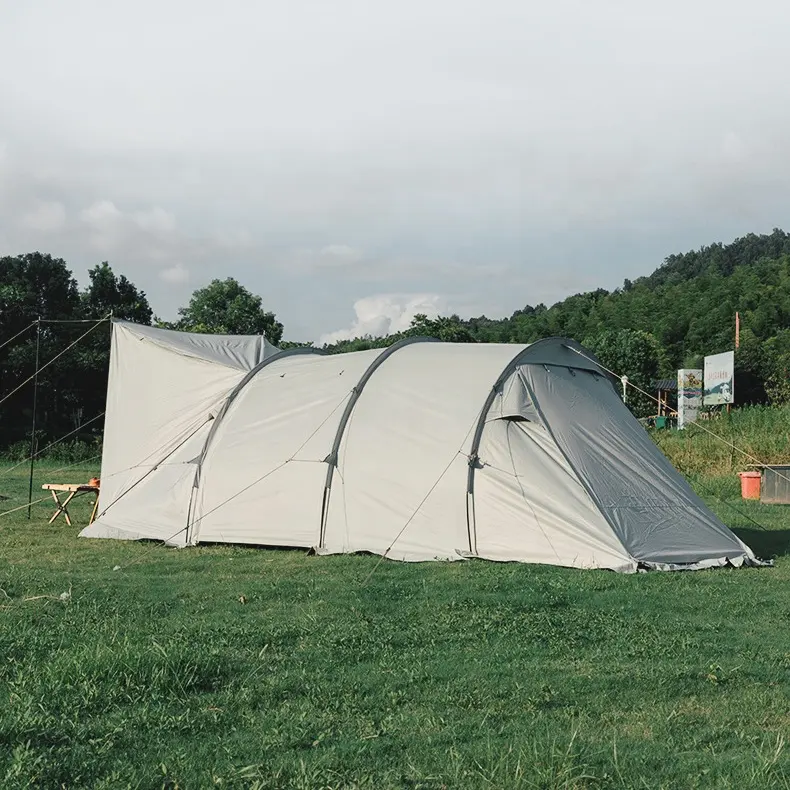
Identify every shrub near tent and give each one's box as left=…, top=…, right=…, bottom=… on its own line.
left=80, top=321, right=762, bottom=573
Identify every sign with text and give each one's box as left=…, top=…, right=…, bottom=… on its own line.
left=703, top=351, right=734, bottom=405
left=677, top=368, right=703, bottom=429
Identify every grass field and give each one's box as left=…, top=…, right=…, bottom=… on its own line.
left=1, top=446, right=790, bottom=788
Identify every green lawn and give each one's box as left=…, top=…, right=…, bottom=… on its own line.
left=1, top=461, right=789, bottom=789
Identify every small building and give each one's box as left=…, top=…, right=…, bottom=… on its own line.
left=651, top=378, right=678, bottom=428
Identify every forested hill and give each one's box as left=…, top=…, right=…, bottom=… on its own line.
left=325, top=228, right=790, bottom=409
left=461, top=227, right=790, bottom=366
left=637, top=229, right=790, bottom=290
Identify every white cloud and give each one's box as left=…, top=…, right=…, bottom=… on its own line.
left=320, top=293, right=444, bottom=345
left=134, top=206, right=176, bottom=233
left=79, top=200, right=124, bottom=252
left=720, top=131, right=746, bottom=162
left=80, top=200, right=178, bottom=237
left=3, top=1, right=790, bottom=339
left=20, top=200, right=66, bottom=232
left=319, top=244, right=364, bottom=265
left=275, top=244, right=366, bottom=275
left=160, top=263, right=190, bottom=284
left=80, top=199, right=123, bottom=226
left=212, top=228, right=254, bottom=249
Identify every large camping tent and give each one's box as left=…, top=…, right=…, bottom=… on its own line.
left=80, top=320, right=760, bottom=573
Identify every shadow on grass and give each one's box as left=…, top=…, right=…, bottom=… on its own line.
left=734, top=528, right=790, bottom=559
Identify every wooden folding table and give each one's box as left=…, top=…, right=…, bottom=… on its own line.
left=42, top=483, right=100, bottom=526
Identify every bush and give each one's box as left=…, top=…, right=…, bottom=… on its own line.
left=0, top=438, right=102, bottom=464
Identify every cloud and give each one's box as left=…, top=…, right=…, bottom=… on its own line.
left=275, top=244, right=367, bottom=275
left=75, top=199, right=238, bottom=278
left=720, top=131, right=746, bottom=163
left=80, top=199, right=122, bottom=226
left=79, top=200, right=177, bottom=250
left=134, top=206, right=177, bottom=233
left=319, top=293, right=444, bottom=345
left=20, top=200, right=66, bottom=232
left=79, top=200, right=122, bottom=251
left=3, top=1, right=790, bottom=339
left=159, top=263, right=190, bottom=284
left=319, top=244, right=364, bottom=265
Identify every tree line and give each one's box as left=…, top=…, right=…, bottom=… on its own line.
left=0, top=254, right=282, bottom=455
left=3, top=228, right=790, bottom=454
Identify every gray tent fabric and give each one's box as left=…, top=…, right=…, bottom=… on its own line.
left=81, top=325, right=762, bottom=573
left=114, top=320, right=279, bottom=370
left=517, top=364, right=756, bottom=569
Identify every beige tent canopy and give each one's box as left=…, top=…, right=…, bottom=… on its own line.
left=80, top=320, right=760, bottom=573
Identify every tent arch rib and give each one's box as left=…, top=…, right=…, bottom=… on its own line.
left=186, top=346, right=327, bottom=543
left=318, top=336, right=439, bottom=548
left=464, top=337, right=611, bottom=555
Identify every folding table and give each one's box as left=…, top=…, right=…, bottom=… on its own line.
left=42, top=483, right=100, bottom=526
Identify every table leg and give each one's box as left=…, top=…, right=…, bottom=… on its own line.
left=49, top=491, right=76, bottom=526
left=61, top=492, right=76, bottom=526
left=48, top=490, right=63, bottom=524
left=89, top=492, right=99, bottom=525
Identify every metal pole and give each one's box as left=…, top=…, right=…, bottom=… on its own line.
left=27, top=318, right=41, bottom=518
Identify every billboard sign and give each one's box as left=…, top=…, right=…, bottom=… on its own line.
left=703, top=351, right=734, bottom=405
left=677, top=368, right=703, bottom=429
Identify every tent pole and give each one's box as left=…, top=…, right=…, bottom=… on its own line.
left=27, top=318, right=41, bottom=519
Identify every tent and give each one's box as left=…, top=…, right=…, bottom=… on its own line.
left=80, top=320, right=761, bottom=573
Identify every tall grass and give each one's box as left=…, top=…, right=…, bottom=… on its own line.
left=653, top=404, right=790, bottom=479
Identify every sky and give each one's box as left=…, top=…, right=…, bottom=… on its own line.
left=2, top=0, right=790, bottom=344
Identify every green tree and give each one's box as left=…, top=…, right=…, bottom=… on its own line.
left=582, top=329, right=662, bottom=416
left=172, top=278, right=283, bottom=344
left=0, top=253, right=82, bottom=449
left=408, top=314, right=476, bottom=343
left=278, top=340, right=314, bottom=350
left=762, top=330, right=790, bottom=405
left=0, top=252, right=80, bottom=336
left=81, top=262, right=153, bottom=323
left=323, top=334, right=405, bottom=355
left=733, top=328, right=767, bottom=405
left=0, top=255, right=153, bottom=451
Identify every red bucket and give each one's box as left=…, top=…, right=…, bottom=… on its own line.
left=737, top=471, right=761, bottom=500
